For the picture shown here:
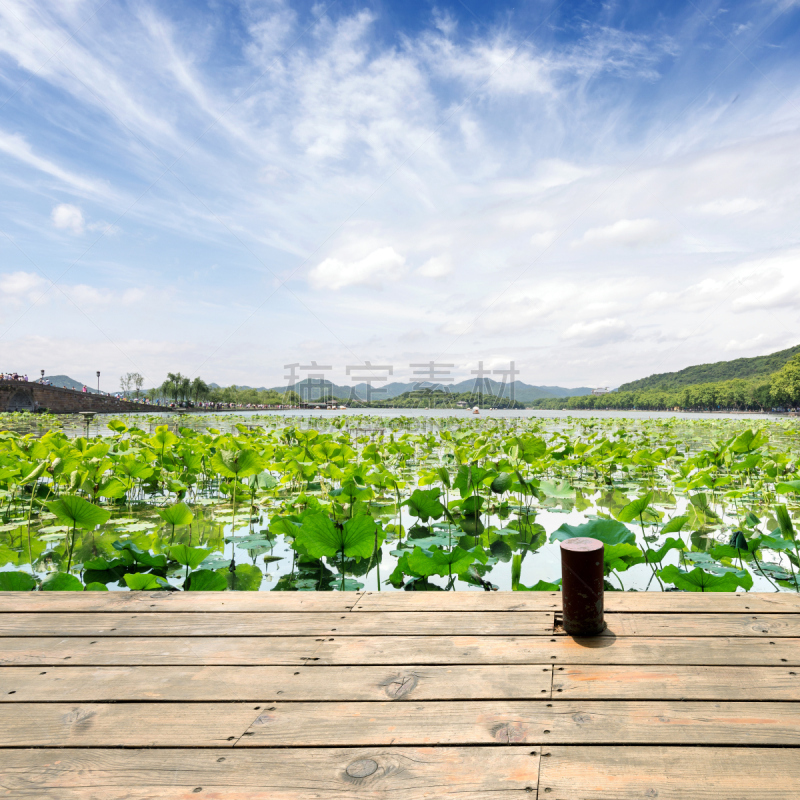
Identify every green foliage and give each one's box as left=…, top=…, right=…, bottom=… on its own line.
left=0, top=571, right=36, bottom=591
left=658, top=565, right=750, bottom=592
left=1, top=408, right=799, bottom=597
left=186, top=569, right=227, bottom=590
left=168, top=545, right=211, bottom=569
left=550, top=519, right=636, bottom=546
left=618, top=344, right=800, bottom=392
left=124, top=573, right=166, bottom=590
left=157, top=502, right=194, bottom=527
left=404, top=488, right=446, bottom=522
left=46, top=495, right=111, bottom=530
left=42, top=573, right=84, bottom=591
left=210, top=448, right=264, bottom=478
left=296, top=514, right=379, bottom=560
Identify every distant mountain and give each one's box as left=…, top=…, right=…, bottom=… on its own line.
left=266, top=378, right=592, bottom=403
left=618, top=344, right=800, bottom=392
left=43, top=375, right=102, bottom=394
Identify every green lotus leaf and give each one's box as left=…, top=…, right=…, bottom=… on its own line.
left=46, top=495, right=111, bottom=530
left=186, top=569, right=227, bottom=591
left=490, top=472, right=513, bottom=494
left=216, top=563, right=262, bottom=590
left=124, top=573, right=166, bottom=590
left=657, top=565, right=746, bottom=592
left=0, top=571, right=36, bottom=591
left=616, top=492, right=654, bottom=523
left=42, top=573, right=84, bottom=591
left=210, top=448, right=265, bottom=478
left=404, top=488, right=445, bottom=522
left=168, top=545, right=211, bottom=569
left=296, top=513, right=378, bottom=560
left=515, top=579, right=562, bottom=591
left=550, top=519, right=636, bottom=546
left=157, top=502, right=194, bottom=527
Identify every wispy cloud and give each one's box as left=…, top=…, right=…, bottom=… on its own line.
left=0, top=0, right=799, bottom=387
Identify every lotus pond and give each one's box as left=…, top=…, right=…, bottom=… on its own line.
left=1, top=411, right=800, bottom=593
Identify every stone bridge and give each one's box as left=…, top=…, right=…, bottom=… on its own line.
left=0, top=380, right=152, bottom=414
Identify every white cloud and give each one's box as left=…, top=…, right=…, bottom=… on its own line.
left=51, top=203, right=84, bottom=234
left=576, top=218, right=671, bottom=248
left=0, top=270, right=46, bottom=303
left=562, top=318, right=631, bottom=346
left=417, top=257, right=451, bottom=278
left=697, top=197, right=764, bottom=215
left=730, top=250, right=800, bottom=312
left=309, top=246, right=406, bottom=290
left=530, top=231, right=557, bottom=249
left=1, top=2, right=800, bottom=387
left=0, top=130, right=110, bottom=197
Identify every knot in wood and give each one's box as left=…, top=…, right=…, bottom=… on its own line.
left=346, top=759, right=378, bottom=778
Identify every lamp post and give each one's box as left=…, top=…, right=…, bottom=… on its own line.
left=96, top=371, right=100, bottom=393
left=40, top=370, right=44, bottom=382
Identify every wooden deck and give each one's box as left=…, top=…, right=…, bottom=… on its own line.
left=1, top=590, right=799, bottom=799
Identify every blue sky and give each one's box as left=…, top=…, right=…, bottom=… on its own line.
left=1, top=0, right=800, bottom=390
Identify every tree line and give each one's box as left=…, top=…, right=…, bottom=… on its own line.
left=530, top=354, right=800, bottom=412
left=120, top=372, right=299, bottom=406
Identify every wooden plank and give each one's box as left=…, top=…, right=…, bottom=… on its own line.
left=0, top=591, right=363, bottom=613
left=0, top=746, right=541, bottom=799
left=5, top=663, right=796, bottom=703
left=4, top=591, right=798, bottom=613
left=0, top=611, right=554, bottom=637
left=3, top=701, right=798, bottom=746
left=354, top=591, right=800, bottom=613
left=0, top=637, right=322, bottom=666
left=2, top=635, right=799, bottom=665
left=598, top=613, right=800, bottom=637
left=0, top=665, right=554, bottom=702
left=553, top=665, right=800, bottom=700
left=539, top=746, right=800, bottom=799
left=310, top=635, right=800, bottom=666
left=7, top=611, right=800, bottom=638
left=0, top=703, right=262, bottom=747
left=237, top=700, right=800, bottom=747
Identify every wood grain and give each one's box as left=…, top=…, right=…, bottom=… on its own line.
left=353, top=591, right=800, bottom=613
left=538, top=746, right=800, bottom=799
left=599, top=613, right=800, bottom=637
left=0, top=611, right=554, bottom=637
left=0, top=747, right=541, bottom=799
left=2, top=635, right=798, bottom=665
left=5, top=591, right=799, bottom=613
left=0, top=591, right=363, bottom=613
left=0, top=665, right=554, bottom=702
left=2, top=701, right=798, bottom=747
left=311, top=634, right=800, bottom=666
left=0, top=703, right=260, bottom=747
left=237, top=700, right=800, bottom=747
left=553, top=665, right=800, bottom=699
left=4, top=611, right=798, bottom=637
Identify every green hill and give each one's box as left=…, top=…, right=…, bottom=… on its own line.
left=617, top=344, right=800, bottom=392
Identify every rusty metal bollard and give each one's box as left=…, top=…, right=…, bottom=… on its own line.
left=560, top=537, right=605, bottom=636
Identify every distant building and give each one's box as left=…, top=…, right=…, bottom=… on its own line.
left=591, top=387, right=610, bottom=396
